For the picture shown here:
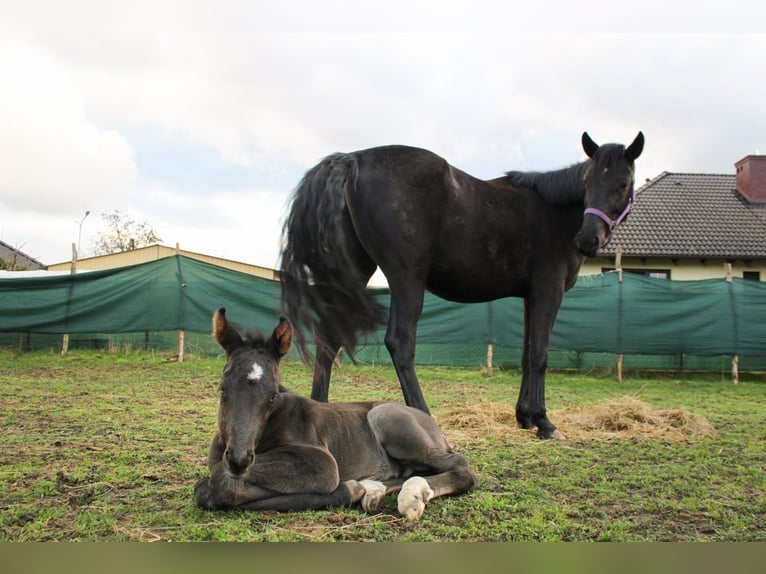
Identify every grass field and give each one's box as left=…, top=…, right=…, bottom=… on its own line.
left=1, top=348, right=764, bottom=542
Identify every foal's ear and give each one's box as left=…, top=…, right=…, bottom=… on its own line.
left=625, top=131, right=644, bottom=161
left=582, top=132, right=599, bottom=158
left=212, top=308, right=243, bottom=355
left=270, top=317, right=292, bottom=360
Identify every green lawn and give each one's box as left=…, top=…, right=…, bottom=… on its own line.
left=1, top=349, right=764, bottom=541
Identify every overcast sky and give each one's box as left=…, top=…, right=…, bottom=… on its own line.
left=2, top=1, right=766, bottom=272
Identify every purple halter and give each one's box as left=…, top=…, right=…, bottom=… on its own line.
left=583, top=186, right=635, bottom=246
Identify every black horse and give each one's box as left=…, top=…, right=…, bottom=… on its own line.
left=281, top=132, right=644, bottom=438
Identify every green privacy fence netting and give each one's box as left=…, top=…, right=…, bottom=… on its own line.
left=1, top=255, right=765, bottom=364
left=0, top=256, right=279, bottom=336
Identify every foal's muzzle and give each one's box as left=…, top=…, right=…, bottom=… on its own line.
left=224, top=448, right=254, bottom=478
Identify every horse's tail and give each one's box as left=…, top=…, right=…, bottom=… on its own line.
left=280, top=152, right=385, bottom=363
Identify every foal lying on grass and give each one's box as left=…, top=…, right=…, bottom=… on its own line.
left=194, top=309, right=478, bottom=520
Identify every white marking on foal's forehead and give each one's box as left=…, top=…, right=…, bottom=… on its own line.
left=247, top=362, right=264, bottom=381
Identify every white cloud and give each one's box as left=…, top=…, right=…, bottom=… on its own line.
left=0, top=42, right=136, bottom=214
left=1, top=1, right=766, bottom=268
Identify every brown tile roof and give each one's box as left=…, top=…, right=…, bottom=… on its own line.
left=601, top=172, right=766, bottom=259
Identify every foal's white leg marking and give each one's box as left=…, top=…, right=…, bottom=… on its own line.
left=397, top=476, right=434, bottom=521
left=359, top=479, right=386, bottom=513
left=247, top=362, right=264, bottom=381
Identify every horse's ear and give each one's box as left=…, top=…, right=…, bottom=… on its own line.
left=270, top=317, right=292, bottom=360
left=625, top=131, right=644, bottom=161
left=212, top=308, right=243, bottom=355
left=582, top=132, right=599, bottom=158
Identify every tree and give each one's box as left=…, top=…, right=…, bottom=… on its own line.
left=0, top=256, right=28, bottom=271
left=0, top=243, right=30, bottom=271
left=91, top=210, right=162, bottom=256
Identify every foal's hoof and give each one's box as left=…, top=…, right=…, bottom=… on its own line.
left=194, top=477, right=217, bottom=510
left=343, top=480, right=367, bottom=504
left=397, top=477, right=434, bottom=522
left=359, top=480, right=387, bottom=513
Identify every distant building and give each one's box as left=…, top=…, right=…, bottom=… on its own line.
left=47, top=243, right=277, bottom=280
left=0, top=240, right=45, bottom=271
left=581, top=154, right=766, bottom=281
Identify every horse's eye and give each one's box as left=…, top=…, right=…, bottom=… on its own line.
left=269, top=393, right=279, bottom=403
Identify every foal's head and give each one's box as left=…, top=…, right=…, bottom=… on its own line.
left=212, top=308, right=292, bottom=478
left=575, top=131, right=644, bottom=257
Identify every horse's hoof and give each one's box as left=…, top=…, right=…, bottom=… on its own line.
left=397, top=476, right=434, bottom=521
left=343, top=480, right=367, bottom=504
left=536, top=427, right=566, bottom=440
left=359, top=480, right=386, bottom=513
left=516, top=417, right=535, bottom=430
left=194, top=477, right=218, bottom=510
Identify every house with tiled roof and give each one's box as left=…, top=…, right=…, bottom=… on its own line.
left=580, top=154, right=766, bottom=281
left=0, top=240, right=45, bottom=271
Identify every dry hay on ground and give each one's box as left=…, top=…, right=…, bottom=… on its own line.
left=439, top=396, right=715, bottom=443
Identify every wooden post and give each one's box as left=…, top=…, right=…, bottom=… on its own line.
left=616, top=246, right=623, bottom=284
left=725, top=263, right=738, bottom=384
left=616, top=247, right=623, bottom=384
left=61, top=243, right=78, bottom=356
left=486, top=343, right=494, bottom=377
left=177, top=330, right=185, bottom=363
left=176, top=243, right=184, bottom=362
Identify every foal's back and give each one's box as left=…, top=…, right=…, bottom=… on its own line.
left=264, top=394, right=399, bottom=480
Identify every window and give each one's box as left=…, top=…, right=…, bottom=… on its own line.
left=645, top=270, right=670, bottom=280
left=743, top=271, right=761, bottom=281
left=601, top=267, right=670, bottom=279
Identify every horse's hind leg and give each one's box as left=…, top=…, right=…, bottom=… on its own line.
left=310, top=329, right=341, bottom=403
left=368, top=403, right=478, bottom=519
left=311, top=253, right=377, bottom=403
left=384, top=279, right=430, bottom=413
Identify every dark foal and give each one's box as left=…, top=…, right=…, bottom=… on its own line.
left=194, top=309, right=477, bottom=520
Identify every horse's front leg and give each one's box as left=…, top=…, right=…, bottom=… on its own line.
left=195, top=443, right=368, bottom=511
left=194, top=465, right=279, bottom=510
left=517, top=299, right=535, bottom=430
left=516, top=294, right=564, bottom=439
left=195, top=434, right=280, bottom=509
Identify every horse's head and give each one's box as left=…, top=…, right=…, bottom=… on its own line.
left=574, top=131, right=644, bottom=257
left=211, top=308, right=292, bottom=479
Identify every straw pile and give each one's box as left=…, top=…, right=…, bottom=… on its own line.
left=439, top=396, right=715, bottom=442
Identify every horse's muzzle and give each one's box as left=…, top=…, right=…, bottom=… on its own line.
left=574, top=232, right=601, bottom=258
left=224, top=448, right=254, bottom=478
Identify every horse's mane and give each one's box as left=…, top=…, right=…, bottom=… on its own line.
left=503, top=143, right=627, bottom=206
left=244, top=328, right=266, bottom=346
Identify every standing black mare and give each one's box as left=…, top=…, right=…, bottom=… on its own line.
left=281, top=132, right=644, bottom=438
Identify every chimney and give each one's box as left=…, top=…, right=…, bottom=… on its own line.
left=735, top=155, right=766, bottom=203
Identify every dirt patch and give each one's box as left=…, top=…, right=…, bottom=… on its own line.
left=440, top=396, right=715, bottom=442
